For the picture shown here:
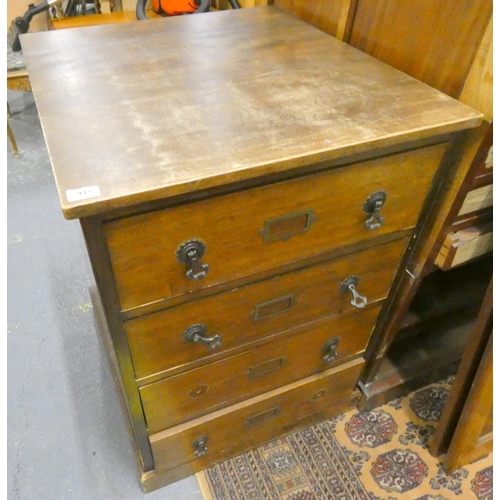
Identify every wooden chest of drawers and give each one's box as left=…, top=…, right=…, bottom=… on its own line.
left=21, top=6, right=481, bottom=492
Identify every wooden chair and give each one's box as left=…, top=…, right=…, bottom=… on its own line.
left=48, top=10, right=159, bottom=30
left=7, top=103, right=19, bottom=158
left=7, top=37, right=32, bottom=157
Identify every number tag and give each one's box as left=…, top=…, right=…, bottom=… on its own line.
left=66, top=185, right=101, bottom=202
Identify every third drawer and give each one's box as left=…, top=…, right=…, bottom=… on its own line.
left=140, top=306, right=380, bottom=433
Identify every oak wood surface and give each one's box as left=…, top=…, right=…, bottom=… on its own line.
left=92, top=133, right=450, bottom=223
left=126, top=238, right=407, bottom=382
left=348, top=0, right=492, bottom=99
left=150, top=358, right=363, bottom=472
left=120, top=228, right=411, bottom=321
left=20, top=7, right=481, bottom=219
left=83, top=223, right=155, bottom=471
left=429, top=278, right=493, bottom=468
left=458, top=16, right=493, bottom=121
left=273, top=0, right=352, bottom=40
left=444, top=332, right=493, bottom=471
left=105, top=144, right=445, bottom=311
left=140, top=306, right=379, bottom=433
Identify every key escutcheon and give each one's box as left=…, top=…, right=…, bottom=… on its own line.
left=176, top=239, right=210, bottom=280
left=323, top=337, right=340, bottom=363
left=364, top=190, right=387, bottom=230
left=192, top=436, right=209, bottom=457
left=182, top=324, right=222, bottom=349
left=341, top=276, right=368, bottom=309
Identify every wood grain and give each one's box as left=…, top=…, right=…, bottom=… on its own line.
left=429, top=278, right=493, bottom=465
left=411, top=123, right=492, bottom=277
left=273, top=0, right=352, bottom=39
left=445, top=332, right=493, bottom=471
left=150, top=358, right=363, bottom=472
left=20, top=7, right=481, bottom=219
left=105, top=144, right=445, bottom=311
left=459, top=16, right=493, bottom=120
left=125, top=238, right=407, bottom=382
left=141, top=392, right=360, bottom=491
left=348, top=0, right=492, bottom=99
left=140, top=306, right=379, bottom=433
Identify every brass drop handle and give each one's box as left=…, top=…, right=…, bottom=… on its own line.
left=183, top=324, right=222, bottom=349
left=176, top=239, right=209, bottom=280
left=192, top=436, right=209, bottom=457
left=323, top=337, right=340, bottom=363
left=341, top=276, right=368, bottom=309
left=364, top=190, right=387, bottom=230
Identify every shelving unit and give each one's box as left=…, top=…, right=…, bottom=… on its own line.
left=360, top=254, right=492, bottom=408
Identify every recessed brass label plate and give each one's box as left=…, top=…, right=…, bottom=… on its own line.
left=246, top=406, right=281, bottom=427
left=259, top=209, right=317, bottom=243
left=251, top=294, right=296, bottom=322
left=247, top=356, right=287, bottom=378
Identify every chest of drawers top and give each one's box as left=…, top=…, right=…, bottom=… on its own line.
left=21, top=7, right=481, bottom=220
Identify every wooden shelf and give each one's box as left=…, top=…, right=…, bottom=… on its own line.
left=398, top=255, right=492, bottom=334
left=359, top=254, right=491, bottom=409
left=359, top=316, right=474, bottom=409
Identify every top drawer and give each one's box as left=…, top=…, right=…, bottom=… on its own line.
left=105, top=144, right=446, bottom=311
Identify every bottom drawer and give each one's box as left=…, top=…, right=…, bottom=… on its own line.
left=150, top=357, right=364, bottom=473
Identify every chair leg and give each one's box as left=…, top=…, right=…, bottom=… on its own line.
left=8, top=121, right=19, bottom=157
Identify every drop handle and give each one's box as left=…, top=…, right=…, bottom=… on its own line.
left=182, top=324, right=222, bottom=349
left=341, top=276, right=368, bottom=309
left=176, top=239, right=209, bottom=280
left=364, top=190, right=387, bottom=230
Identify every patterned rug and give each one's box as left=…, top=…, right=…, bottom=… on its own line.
left=197, top=378, right=492, bottom=500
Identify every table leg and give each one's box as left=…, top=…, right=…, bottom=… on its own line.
left=8, top=121, right=19, bottom=157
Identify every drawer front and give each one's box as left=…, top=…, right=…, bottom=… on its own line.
left=105, top=144, right=445, bottom=311
left=140, top=306, right=380, bottom=433
left=150, top=357, right=364, bottom=473
left=145, top=394, right=360, bottom=488
left=435, top=222, right=493, bottom=270
left=126, top=238, right=407, bottom=381
left=457, top=184, right=493, bottom=217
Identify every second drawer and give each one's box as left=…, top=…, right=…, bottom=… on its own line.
left=140, top=306, right=380, bottom=433
left=126, top=238, right=407, bottom=382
